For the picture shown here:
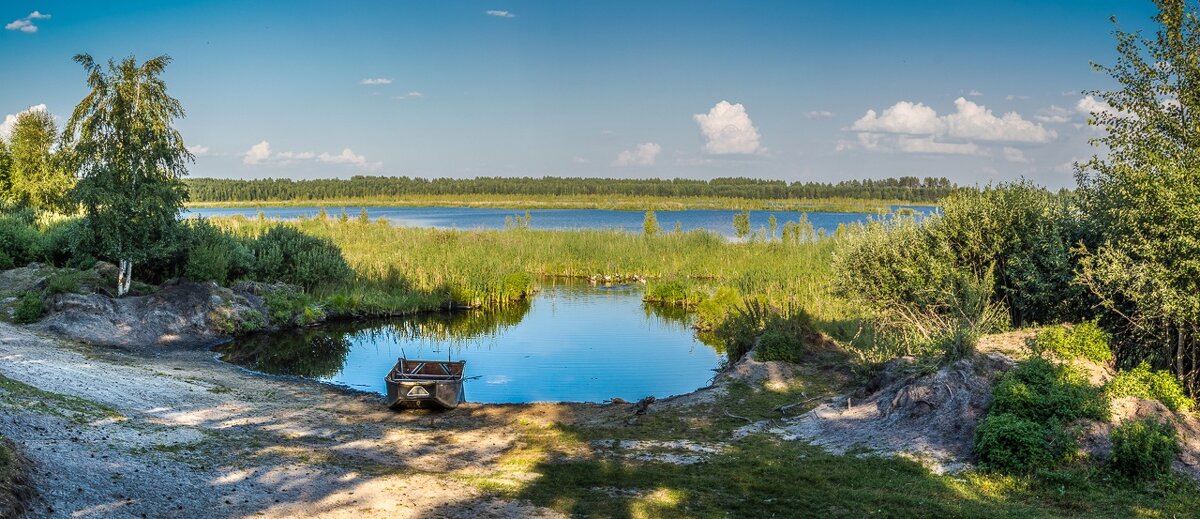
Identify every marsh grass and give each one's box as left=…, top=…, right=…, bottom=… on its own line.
left=212, top=216, right=859, bottom=334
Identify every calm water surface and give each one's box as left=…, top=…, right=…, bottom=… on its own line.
left=217, top=282, right=722, bottom=403
left=190, top=205, right=934, bottom=238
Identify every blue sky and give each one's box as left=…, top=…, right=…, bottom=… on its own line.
left=0, top=1, right=1161, bottom=187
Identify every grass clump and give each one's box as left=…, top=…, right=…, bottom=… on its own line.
left=11, top=292, right=42, bottom=324
left=1109, top=418, right=1180, bottom=481
left=976, top=358, right=1108, bottom=472
left=711, top=300, right=820, bottom=363
left=1105, top=362, right=1195, bottom=413
left=1031, top=321, right=1112, bottom=363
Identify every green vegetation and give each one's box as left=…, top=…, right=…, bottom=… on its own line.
left=1105, top=362, right=1196, bottom=413
left=1031, top=322, right=1113, bottom=363
left=975, top=358, right=1109, bottom=472
left=11, top=292, right=42, bottom=324
left=64, top=54, right=192, bottom=297
left=1110, top=418, right=1181, bottom=481
left=184, top=175, right=956, bottom=206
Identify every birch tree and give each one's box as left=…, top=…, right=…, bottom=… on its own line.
left=63, top=54, right=191, bottom=296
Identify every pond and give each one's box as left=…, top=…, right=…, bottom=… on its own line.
left=189, top=205, right=935, bottom=238
left=216, top=281, right=723, bottom=404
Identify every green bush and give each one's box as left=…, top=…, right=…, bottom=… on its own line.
left=40, top=217, right=90, bottom=267
left=694, top=286, right=741, bottom=331
left=0, top=215, right=44, bottom=266
left=251, top=225, right=353, bottom=290
left=1032, top=322, right=1112, bottom=363
left=182, top=219, right=254, bottom=284
left=1109, top=418, right=1180, bottom=480
left=644, top=277, right=704, bottom=306
left=45, top=270, right=82, bottom=295
left=12, top=291, right=42, bottom=324
left=1105, top=362, right=1195, bottom=413
left=0, top=251, right=13, bottom=270
left=990, top=357, right=1110, bottom=423
left=974, top=413, right=1073, bottom=472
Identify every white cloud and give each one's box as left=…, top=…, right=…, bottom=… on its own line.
left=0, top=104, right=49, bottom=140
left=805, top=111, right=834, bottom=119
left=944, top=97, right=1056, bottom=143
left=852, top=101, right=944, bottom=135
left=895, top=136, right=986, bottom=156
left=393, top=91, right=424, bottom=100
left=360, top=78, right=392, bottom=85
left=486, top=10, right=515, bottom=18
left=613, top=142, right=661, bottom=166
left=186, top=144, right=211, bottom=156
left=1006, top=94, right=1030, bottom=101
left=967, top=90, right=984, bottom=97
left=243, top=140, right=380, bottom=170
left=1034, top=105, right=1072, bottom=124
left=1002, top=147, right=1029, bottom=163
left=693, top=101, right=763, bottom=155
left=243, top=141, right=272, bottom=165
left=5, top=11, right=50, bottom=33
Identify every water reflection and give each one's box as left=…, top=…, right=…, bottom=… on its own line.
left=217, top=281, right=723, bottom=403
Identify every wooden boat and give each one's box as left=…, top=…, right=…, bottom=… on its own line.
left=385, top=358, right=466, bottom=410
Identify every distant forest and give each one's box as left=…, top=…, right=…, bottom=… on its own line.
left=185, top=176, right=957, bottom=203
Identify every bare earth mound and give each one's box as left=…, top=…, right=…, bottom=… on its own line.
left=745, top=353, right=1016, bottom=474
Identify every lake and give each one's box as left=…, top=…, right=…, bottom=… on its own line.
left=189, top=205, right=935, bottom=238
left=216, top=281, right=723, bottom=404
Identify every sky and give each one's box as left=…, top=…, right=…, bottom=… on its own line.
left=0, top=0, right=1164, bottom=188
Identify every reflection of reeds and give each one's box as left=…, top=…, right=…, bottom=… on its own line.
left=216, top=332, right=352, bottom=379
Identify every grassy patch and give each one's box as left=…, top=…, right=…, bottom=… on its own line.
left=0, top=374, right=122, bottom=423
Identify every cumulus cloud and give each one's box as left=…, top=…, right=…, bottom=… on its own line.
left=613, top=142, right=661, bottom=167
left=851, top=101, right=944, bottom=135
left=1002, top=147, right=1029, bottom=163
left=186, top=144, right=211, bottom=156
left=243, top=141, right=273, bottom=165
left=894, top=136, right=986, bottom=156
left=486, top=10, right=515, bottom=18
left=849, top=97, right=1055, bottom=157
left=0, top=104, right=49, bottom=139
left=805, top=111, right=834, bottom=119
left=1034, top=105, right=1072, bottom=124
left=945, top=98, right=1056, bottom=143
left=6, top=11, right=49, bottom=33
left=1075, top=95, right=1130, bottom=120
left=693, top=101, right=763, bottom=155
left=243, top=140, right=380, bottom=171
left=360, top=78, right=393, bottom=85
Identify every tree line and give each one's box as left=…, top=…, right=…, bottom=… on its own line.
left=184, top=175, right=957, bottom=203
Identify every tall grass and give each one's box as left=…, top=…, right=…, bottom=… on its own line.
left=211, top=215, right=854, bottom=328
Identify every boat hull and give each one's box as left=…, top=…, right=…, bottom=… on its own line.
left=385, top=359, right=466, bottom=410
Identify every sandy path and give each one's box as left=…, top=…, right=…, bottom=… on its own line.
left=0, top=322, right=570, bottom=518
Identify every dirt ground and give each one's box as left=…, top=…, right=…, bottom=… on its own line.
left=0, top=321, right=602, bottom=518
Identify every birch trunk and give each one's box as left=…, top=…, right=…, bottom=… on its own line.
left=117, top=259, right=132, bottom=297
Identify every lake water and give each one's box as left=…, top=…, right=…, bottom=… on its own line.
left=216, top=281, right=723, bottom=403
left=189, top=205, right=935, bottom=238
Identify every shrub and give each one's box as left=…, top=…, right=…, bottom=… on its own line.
left=182, top=219, right=254, bottom=284
left=0, top=251, right=12, bottom=270
left=45, top=270, right=82, bottom=295
left=990, top=357, right=1110, bottom=423
left=1105, top=362, right=1195, bottom=413
left=12, top=291, right=42, bottom=324
left=975, top=413, right=1073, bottom=472
left=0, top=215, right=44, bottom=266
left=644, top=278, right=704, bottom=306
left=40, top=217, right=90, bottom=267
left=251, top=225, right=353, bottom=290
left=1032, top=322, right=1112, bottom=363
left=1109, top=418, right=1180, bottom=480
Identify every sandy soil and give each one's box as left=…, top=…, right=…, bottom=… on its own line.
left=0, top=321, right=583, bottom=518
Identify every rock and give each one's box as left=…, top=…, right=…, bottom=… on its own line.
left=755, top=352, right=1016, bottom=474
left=32, top=281, right=276, bottom=350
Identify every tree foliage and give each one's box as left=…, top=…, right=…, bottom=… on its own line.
left=62, top=54, right=191, bottom=294
left=1076, top=0, right=1200, bottom=393
left=8, top=109, right=71, bottom=211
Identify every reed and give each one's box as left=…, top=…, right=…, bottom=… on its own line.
left=211, top=214, right=856, bottom=328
